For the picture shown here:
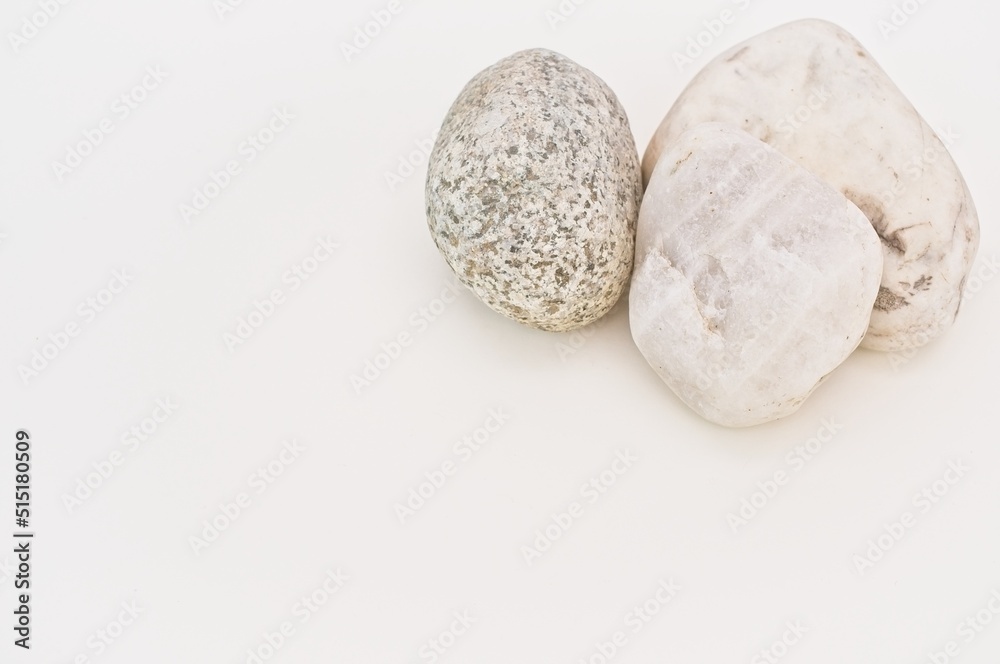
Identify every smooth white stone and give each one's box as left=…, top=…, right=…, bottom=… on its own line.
left=643, top=19, right=980, bottom=351
left=631, top=123, right=883, bottom=427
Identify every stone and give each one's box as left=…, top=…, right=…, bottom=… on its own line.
left=642, top=19, right=979, bottom=351
left=630, top=123, right=883, bottom=427
left=425, top=48, right=642, bottom=332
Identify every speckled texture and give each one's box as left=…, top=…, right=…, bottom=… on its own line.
left=631, top=124, right=883, bottom=427
left=642, top=19, right=980, bottom=352
left=425, top=48, right=642, bottom=332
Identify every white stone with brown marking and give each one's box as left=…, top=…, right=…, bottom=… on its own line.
left=642, top=19, right=979, bottom=351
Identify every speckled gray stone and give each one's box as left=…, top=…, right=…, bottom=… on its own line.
left=642, top=19, right=980, bottom=352
left=425, top=48, right=642, bottom=332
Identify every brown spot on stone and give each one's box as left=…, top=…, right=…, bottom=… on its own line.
left=670, top=152, right=694, bottom=175
left=955, top=276, right=968, bottom=315
left=726, top=46, right=750, bottom=62
left=843, top=189, right=906, bottom=253
left=880, top=232, right=906, bottom=254
left=875, top=287, right=909, bottom=311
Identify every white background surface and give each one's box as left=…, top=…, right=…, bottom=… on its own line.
left=1, top=0, right=998, bottom=662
